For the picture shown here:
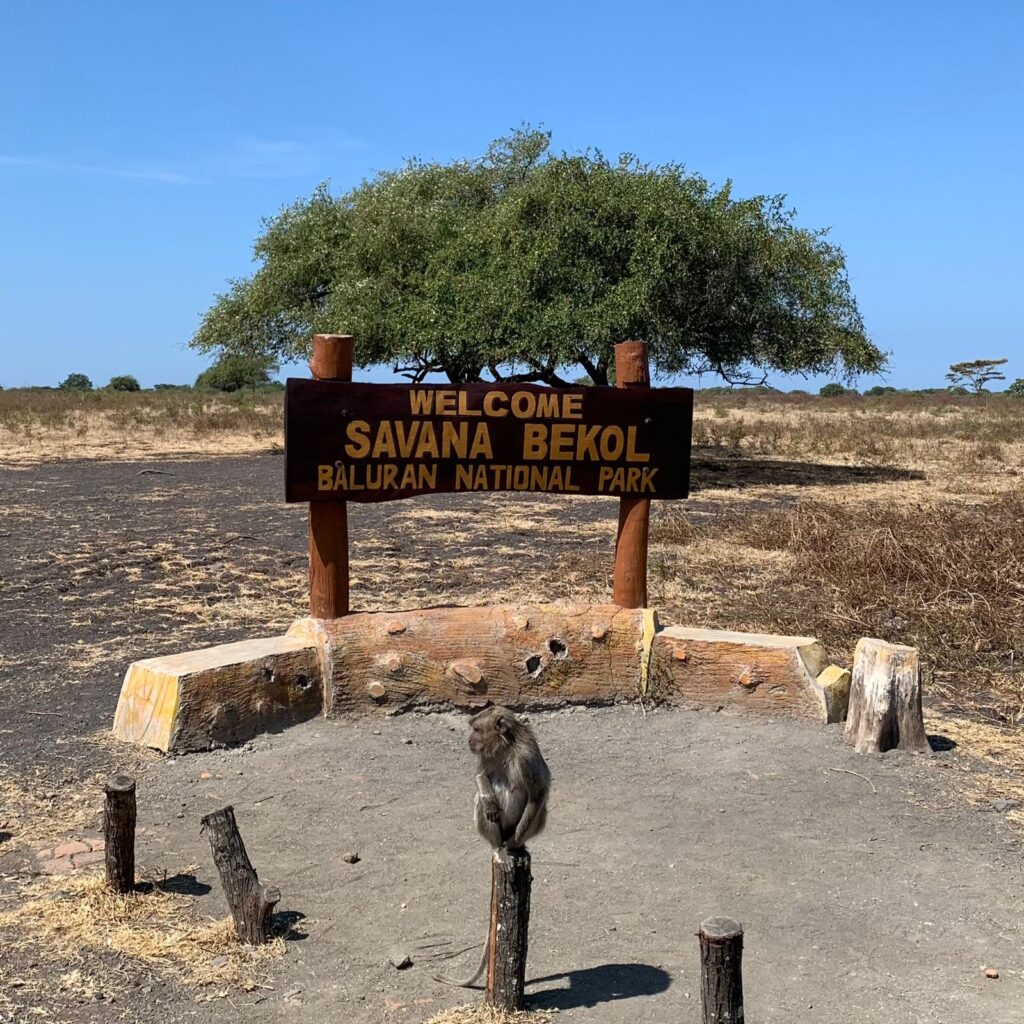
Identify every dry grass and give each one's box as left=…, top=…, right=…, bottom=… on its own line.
left=0, top=872, right=286, bottom=989
left=422, top=1006, right=555, bottom=1024
left=0, top=388, right=282, bottom=464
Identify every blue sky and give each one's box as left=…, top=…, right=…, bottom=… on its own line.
left=1, top=1, right=1020, bottom=390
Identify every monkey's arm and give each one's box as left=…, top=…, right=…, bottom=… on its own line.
left=509, top=798, right=544, bottom=850
left=474, top=773, right=503, bottom=848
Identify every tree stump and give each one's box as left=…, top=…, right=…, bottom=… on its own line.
left=699, top=917, right=744, bottom=1024
left=485, top=847, right=532, bottom=1012
left=103, top=774, right=136, bottom=894
left=844, top=637, right=930, bottom=754
left=200, top=806, right=279, bottom=944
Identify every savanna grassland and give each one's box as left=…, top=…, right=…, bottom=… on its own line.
left=1, top=385, right=1023, bottom=1024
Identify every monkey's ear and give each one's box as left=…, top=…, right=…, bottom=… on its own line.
left=494, top=714, right=513, bottom=739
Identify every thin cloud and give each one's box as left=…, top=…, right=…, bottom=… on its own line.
left=0, top=134, right=368, bottom=186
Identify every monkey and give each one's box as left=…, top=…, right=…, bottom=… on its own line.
left=434, top=706, right=551, bottom=988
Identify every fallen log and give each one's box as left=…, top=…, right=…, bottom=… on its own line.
left=649, top=627, right=849, bottom=723
left=287, top=604, right=645, bottom=716
left=844, top=637, right=930, bottom=754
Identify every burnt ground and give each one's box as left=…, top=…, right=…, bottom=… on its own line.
left=0, top=453, right=1020, bottom=1023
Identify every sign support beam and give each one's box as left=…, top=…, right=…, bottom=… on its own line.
left=307, top=334, right=353, bottom=618
left=612, top=339, right=650, bottom=608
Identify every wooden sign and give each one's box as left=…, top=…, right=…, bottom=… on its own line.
left=285, top=380, right=692, bottom=504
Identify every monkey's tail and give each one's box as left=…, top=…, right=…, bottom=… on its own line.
left=432, top=944, right=488, bottom=988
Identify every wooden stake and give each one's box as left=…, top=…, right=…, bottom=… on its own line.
left=485, top=847, right=532, bottom=1012
left=201, top=805, right=280, bottom=944
left=844, top=637, right=930, bottom=754
left=612, top=339, right=650, bottom=608
left=699, top=916, right=744, bottom=1024
left=103, top=774, right=136, bottom=894
left=308, top=333, right=353, bottom=619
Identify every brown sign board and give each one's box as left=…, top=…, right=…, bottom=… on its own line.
left=285, top=380, right=692, bottom=504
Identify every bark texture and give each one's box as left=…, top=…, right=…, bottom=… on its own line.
left=201, top=805, right=280, bottom=944
left=844, top=637, right=930, bottom=754
left=485, top=847, right=532, bottom=1012
left=700, top=916, right=744, bottom=1024
left=103, top=774, right=136, bottom=894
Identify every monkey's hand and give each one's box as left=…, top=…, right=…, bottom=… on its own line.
left=480, top=796, right=501, bottom=824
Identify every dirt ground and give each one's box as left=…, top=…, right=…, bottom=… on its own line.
left=1, top=454, right=1022, bottom=1023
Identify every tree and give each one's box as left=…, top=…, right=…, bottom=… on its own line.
left=945, top=358, right=1007, bottom=393
left=59, top=373, right=92, bottom=390
left=1008, top=378, right=1024, bottom=398
left=819, top=383, right=847, bottom=397
left=108, top=375, right=141, bottom=392
left=192, top=128, right=884, bottom=387
left=195, top=353, right=278, bottom=392
left=864, top=385, right=897, bottom=397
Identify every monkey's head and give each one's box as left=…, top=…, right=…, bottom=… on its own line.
left=468, top=706, right=520, bottom=759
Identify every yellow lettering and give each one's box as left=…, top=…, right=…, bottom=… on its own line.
left=442, top=421, right=468, bottom=458
left=409, top=390, right=433, bottom=414
left=418, top=465, right=437, bottom=489
left=599, top=426, right=625, bottom=461
left=530, top=466, right=548, bottom=490
left=483, top=391, right=508, bottom=417
left=345, top=420, right=371, bottom=458
left=400, top=464, right=419, bottom=489
left=550, top=423, right=575, bottom=460
left=333, top=465, right=348, bottom=490
left=523, top=424, right=548, bottom=460
left=469, top=423, right=493, bottom=458
left=627, top=467, right=642, bottom=491
left=512, top=466, right=530, bottom=490
left=382, top=464, right=398, bottom=490
left=575, top=424, right=601, bottom=461
left=473, top=465, right=489, bottom=489
left=457, top=391, right=481, bottom=417
left=415, top=422, right=439, bottom=458
left=371, top=421, right=397, bottom=459
left=609, top=467, right=626, bottom=491
left=641, top=467, right=658, bottom=493
left=394, top=420, right=421, bottom=458
left=564, top=393, right=583, bottom=420
left=535, top=392, right=559, bottom=419
left=436, top=390, right=456, bottom=415
left=625, top=426, right=651, bottom=463
left=564, top=467, right=580, bottom=491
left=318, top=465, right=333, bottom=491
left=598, top=466, right=614, bottom=490
left=511, top=391, right=536, bottom=419
left=455, top=465, right=473, bottom=490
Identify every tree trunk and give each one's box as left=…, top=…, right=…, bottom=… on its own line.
left=201, top=806, right=279, bottom=944
left=485, top=847, right=532, bottom=1012
left=699, top=916, right=744, bottom=1024
left=844, top=637, right=930, bottom=754
left=103, top=774, right=136, bottom=894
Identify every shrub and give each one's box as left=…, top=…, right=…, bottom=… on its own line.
left=864, top=385, right=898, bottom=397
left=195, top=353, right=278, bottom=392
left=818, top=383, right=847, bottom=397
left=1007, top=378, right=1024, bottom=397
left=108, top=375, right=141, bottom=392
left=58, top=373, right=93, bottom=391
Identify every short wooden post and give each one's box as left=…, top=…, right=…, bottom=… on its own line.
left=201, top=805, right=280, bottom=944
left=308, top=333, right=353, bottom=619
left=485, top=847, right=532, bottom=1011
left=844, top=637, right=930, bottom=754
left=699, top=916, right=744, bottom=1024
left=612, top=339, right=650, bottom=608
left=103, top=774, right=136, bottom=893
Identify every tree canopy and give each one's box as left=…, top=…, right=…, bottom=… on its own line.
left=945, top=358, right=1007, bottom=393
left=192, top=128, right=884, bottom=386
left=108, top=374, right=141, bottom=392
left=195, top=352, right=279, bottom=392
left=59, top=373, right=93, bottom=391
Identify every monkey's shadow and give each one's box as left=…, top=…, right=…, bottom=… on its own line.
left=527, top=962, right=671, bottom=1010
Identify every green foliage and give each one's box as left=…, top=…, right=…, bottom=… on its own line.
left=864, top=385, right=898, bottom=397
left=193, top=128, right=883, bottom=386
left=195, top=352, right=279, bottom=392
left=58, top=373, right=93, bottom=391
left=819, top=383, right=848, bottom=397
left=108, top=374, right=141, bottom=392
left=945, top=358, right=1007, bottom=393
left=153, top=383, right=191, bottom=391
left=1007, top=378, right=1024, bottom=398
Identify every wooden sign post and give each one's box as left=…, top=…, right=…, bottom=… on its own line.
left=307, top=334, right=353, bottom=618
left=290, top=335, right=692, bottom=618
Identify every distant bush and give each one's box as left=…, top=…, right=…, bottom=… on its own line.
left=1008, top=378, right=1024, bottom=398
left=108, top=375, right=141, bottom=392
left=59, top=373, right=93, bottom=391
left=864, top=385, right=898, bottom=397
left=195, top=353, right=278, bottom=392
left=153, top=383, right=191, bottom=391
left=819, top=383, right=848, bottom=397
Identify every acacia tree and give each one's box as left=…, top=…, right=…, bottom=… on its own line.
left=192, top=129, right=884, bottom=386
left=945, top=358, right=1008, bottom=393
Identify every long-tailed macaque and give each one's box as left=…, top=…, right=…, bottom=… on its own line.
left=434, top=706, right=551, bottom=987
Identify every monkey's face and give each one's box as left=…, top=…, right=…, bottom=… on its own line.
left=468, top=708, right=513, bottom=756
